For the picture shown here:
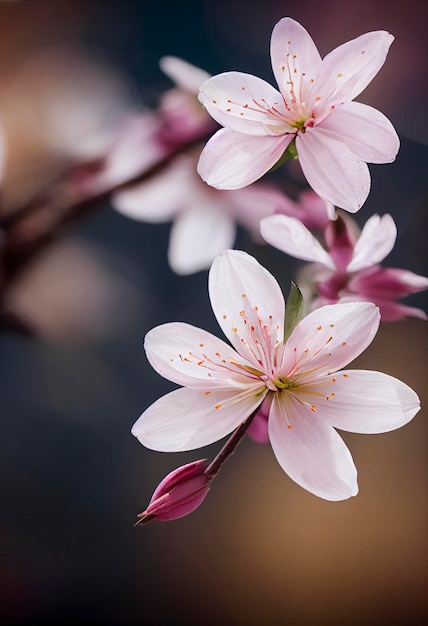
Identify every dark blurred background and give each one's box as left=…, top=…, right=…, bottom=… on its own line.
left=0, top=1, right=427, bottom=624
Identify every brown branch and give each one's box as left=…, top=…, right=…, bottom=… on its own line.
left=0, top=132, right=209, bottom=324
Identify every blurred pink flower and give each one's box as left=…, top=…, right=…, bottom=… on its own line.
left=71, top=112, right=171, bottom=196
left=198, top=17, right=399, bottom=212
left=275, top=188, right=335, bottom=230
left=261, top=212, right=428, bottom=321
left=132, top=250, right=420, bottom=500
left=70, top=57, right=217, bottom=198
left=113, top=151, right=289, bottom=274
left=136, top=460, right=210, bottom=524
left=157, top=56, right=218, bottom=144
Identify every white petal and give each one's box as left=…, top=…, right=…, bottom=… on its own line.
left=347, top=213, right=397, bottom=272
left=319, top=102, right=399, bottom=164
left=199, top=72, right=287, bottom=135
left=281, top=302, right=380, bottom=380
left=132, top=385, right=266, bottom=452
left=225, top=184, right=290, bottom=235
left=209, top=250, right=285, bottom=370
left=310, top=370, right=420, bottom=433
left=160, top=56, right=211, bottom=93
left=268, top=393, right=358, bottom=500
left=312, top=30, right=394, bottom=106
left=112, top=158, right=192, bottom=222
left=296, top=129, right=371, bottom=212
left=144, top=322, right=255, bottom=388
left=260, top=214, right=335, bottom=268
left=168, top=204, right=235, bottom=275
left=197, top=128, right=293, bottom=190
left=270, top=17, right=322, bottom=106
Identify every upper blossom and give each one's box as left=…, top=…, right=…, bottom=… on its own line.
left=197, top=17, right=399, bottom=213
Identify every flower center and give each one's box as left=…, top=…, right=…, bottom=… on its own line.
left=273, top=376, right=298, bottom=390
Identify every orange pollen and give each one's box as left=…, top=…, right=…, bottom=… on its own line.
left=215, top=404, right=222, bottom=409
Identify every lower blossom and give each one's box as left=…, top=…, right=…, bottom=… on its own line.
left=132, top=250, right=420, bottom=501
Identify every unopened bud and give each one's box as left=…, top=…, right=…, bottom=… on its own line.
left=135, top=459, right=210, bottom=525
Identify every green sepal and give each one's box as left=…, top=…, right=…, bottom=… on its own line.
left=267, top=138, right=298, bottom=174
left=284, top=282, right=304, bottom=342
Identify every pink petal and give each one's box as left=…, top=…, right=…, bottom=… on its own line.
left=310, top=370, right=420, bottom=433
left=144, top=322, right=254, bottom=388
left=368, top=299, right=427, bottom=322
left=168, top=204, right=235, bottom=275
left=132, top=385, right=266, bottom=452
left=347, top=214, right=397, bottom=272
left=349, top=266, right=428, bottom=298
left=281, top=302, right=380, bottom=379
left=295, top=189, right=335, bottom=229
left=296, top=128, right=370, bottom=212
left=260, top=214, right=335, bottom=268
left=327, top=291, right=428, bottom=322
left=224, top=184, right=289, bottom=236
left=209, top=250, right=285, bottom=368
left=312, top=30, right=394, bottom=107
left=112, top=158, right=192, bottom=222
left=268, top=393, right=358, bottom=500
left=197, top=128, right=293, bottom=190
left=160, top=56, right=211, bottom=93
left=319, top=102, right=399, bottom=164
left=247, top=416, right=269, bottom=444
left=199, top=72, right=287, bottom=135
left=270, top=17, right=322, bottom=106
left=324, top=214, right=357, bottom=271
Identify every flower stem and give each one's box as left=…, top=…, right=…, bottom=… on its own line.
left=204, top=410, right=258, bottom=481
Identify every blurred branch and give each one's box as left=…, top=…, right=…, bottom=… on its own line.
left=0, top=134, right=207, bottom=333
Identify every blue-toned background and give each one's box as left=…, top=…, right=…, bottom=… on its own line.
left=1, top=1, right=427, bottom=624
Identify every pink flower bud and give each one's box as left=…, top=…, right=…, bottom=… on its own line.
left=135, top=460, right=210, bottom=525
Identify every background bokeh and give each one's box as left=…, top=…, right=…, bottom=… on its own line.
left=0, top=1, right=427, bottom=624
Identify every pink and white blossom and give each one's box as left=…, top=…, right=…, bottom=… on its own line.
left=132, top=250, right=420, bottom=501
left=197, top=17, right=399, bottom=213
left=261, top=212, right=428, bottom=320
